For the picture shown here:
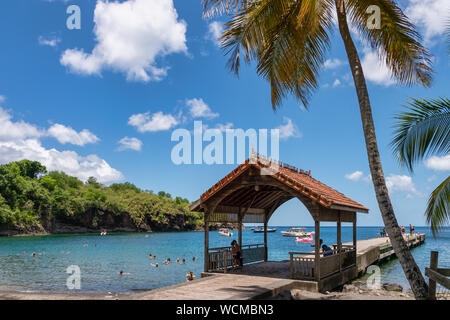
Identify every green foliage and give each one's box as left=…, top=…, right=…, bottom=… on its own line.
left=392, top=97, right=450, bottom=236
left=204, top=0, right=432, bottom=109
left=158, top=191, right=172, bottom=199
left=0, top=160, right=203, bottom=231
left=425, top=176, right=450, bottom=237
left=391, top=97, right=450, bottom=172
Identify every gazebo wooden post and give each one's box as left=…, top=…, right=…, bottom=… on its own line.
left=314, top=219, right=321, bottom=281
left=263, top=213, right=268, bottom=261
left=238, top=209, right=243, bottom=248
left=353, top=214, right=357, bottom=251
left=204, top=210, right=210, bottom=273
left=337, top=212, right=342, bottom=272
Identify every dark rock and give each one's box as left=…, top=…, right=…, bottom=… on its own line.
left=383, top=283, right=403, bottom=292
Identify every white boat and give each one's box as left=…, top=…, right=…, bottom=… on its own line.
left=253, top=227, right=277, bottom=233
left=100, top=230, right=107, bottom=236
left=281, top=227, right=311, bottom=238
left=218, top=229, right=233, bottom=237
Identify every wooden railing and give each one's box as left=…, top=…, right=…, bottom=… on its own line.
left=289, top=245, right=357, bottom=280
left=290, top=252, right=315, bottom=280
left=207, top=244, right=266, bottom=272
left=426, top=251, right=450, bottom=300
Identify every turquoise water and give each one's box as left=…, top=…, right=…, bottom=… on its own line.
left=0, top=226, right=448, bottom=293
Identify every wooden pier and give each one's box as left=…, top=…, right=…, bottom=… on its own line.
left=133, top=233, right=426, bottom=300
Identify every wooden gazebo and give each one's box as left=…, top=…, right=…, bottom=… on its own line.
left=190, top=153, right=369, bottom=290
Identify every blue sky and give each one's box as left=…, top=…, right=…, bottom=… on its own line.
left=0, top=0, right=448, bottom=226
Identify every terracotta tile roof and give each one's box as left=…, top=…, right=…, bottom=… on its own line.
left=200, top=154, right=368, bottom=212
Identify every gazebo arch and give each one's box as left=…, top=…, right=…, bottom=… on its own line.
left=190, top=153, right=368, bottom=290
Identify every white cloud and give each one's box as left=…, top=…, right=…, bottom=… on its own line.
left=406, top=0, right=450, bottom=44
left=0, top=107, right=122, bottom=183
left=385, top=174, right=419, bottom=195
left=361, top=47, right=396, bottom=86
left=128, top=111, right=178, bottom=132
left=0, top=95, right=6, bottom=103
left=117, top=137, right=143, bottom=151
left=207, top=21, right=224, bottom=46
left=332, top=79, right=341, bottom=88
left=324, top=58, right=345, bottom=70
left=186, top=98, right=219, bottom=119
left=214, top=122, right=234, bottom=132
left=60, top=0, right=187, bottom=82
left=275, top=117, right=301, bottom=140
left=425, top=155, right=450, bottom=171
left=38, top=36, right=61, bottom=47
left=345, top=171, right=363, bottom=181
left=47, top=124, right=99, bottom=146
left=0, top=108, right=44, bottom=141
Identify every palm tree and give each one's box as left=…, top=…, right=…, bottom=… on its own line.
left=392, top=97, right=450, bottom=236
left=203, top=0, right=433, bottom=298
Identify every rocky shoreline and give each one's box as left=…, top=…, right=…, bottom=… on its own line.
left=1, top=280, right=448, bottom=300
left=0, top=220, right=236, bottom=237
left=270, top=281, right=448, bottom=300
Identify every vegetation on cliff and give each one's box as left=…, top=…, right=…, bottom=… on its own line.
left=0, top=160, right=203, bottom=234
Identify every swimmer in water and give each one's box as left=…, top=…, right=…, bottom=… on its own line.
left=150, top=263, right=159, bottom=268
left=186, top=271, right=195, bottom=282
left=176, top=258, right=180, bottom=263
left=83, top=244, right=88, bottom=247
left=149, top=254, right=153, bottom=259
left=119, top=270, right=130, bottom=275
left=192, top=257, right=196, bottom=261
left=31, top=252, right=36, bottom=257
left=182, top=258, right=186, bottom=264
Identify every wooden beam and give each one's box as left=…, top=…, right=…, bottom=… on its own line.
left=238, top=208, right=243, bottom=248
left=214, top=205, right=265, bottom=215
left=337, top=212, right=342, bottom=272
left=204, top=217, right=209, bottom=272
left=315, top=220, right=321, bottom=281
left=428, top=251, right=438, bottom=300
left=330, top=204, right=369, bottom=214
left=264, top=213, right=268, bottom=261
left=426, top=268, right=450, bottom=292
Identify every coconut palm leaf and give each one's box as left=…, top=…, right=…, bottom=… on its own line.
left=391, top=97, right=450, bottom=172
left=220, top=0, right=332, bottom=108
left=206, top=0, right=432, bottom=108
left=346, top=0, right=433, bottom=86
left=426, top=175, right=450, bottom=236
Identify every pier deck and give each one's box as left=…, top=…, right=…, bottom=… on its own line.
left=133, top=233, right=425, bottom=300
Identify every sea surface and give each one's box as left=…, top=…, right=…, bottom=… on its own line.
left=0, top=226, right=448, bottom=293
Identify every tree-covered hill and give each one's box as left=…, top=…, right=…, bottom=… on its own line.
left=0, top=160, right=203, bottom=236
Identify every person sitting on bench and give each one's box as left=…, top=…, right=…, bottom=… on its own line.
left=322, top=244, right=333, bottom=257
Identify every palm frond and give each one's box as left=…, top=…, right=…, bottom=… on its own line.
left=220, top=0, right=332, bottom=109
left=202, top=0, right=245, bottom=18
left=426, top=175, right=450, bottom=237
left=346, top=0, right=433, bottom=87
left=391, top=97, right=450, bottom=171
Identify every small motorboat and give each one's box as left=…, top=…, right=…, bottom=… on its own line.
left=281, top=227, right=311, bottom=237
left=296, top=232, right=315, bottom=243
left=253, top=227, right=277, bottom=233
left=218, top=229, right=233, bottom=237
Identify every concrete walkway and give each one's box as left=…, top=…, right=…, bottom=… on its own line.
left=131, top=273, right=304, bottom=300
left=131, top=233, right=425, bottom=300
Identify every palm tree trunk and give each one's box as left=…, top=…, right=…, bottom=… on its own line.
left=334, top=0, right=428, bottom=298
